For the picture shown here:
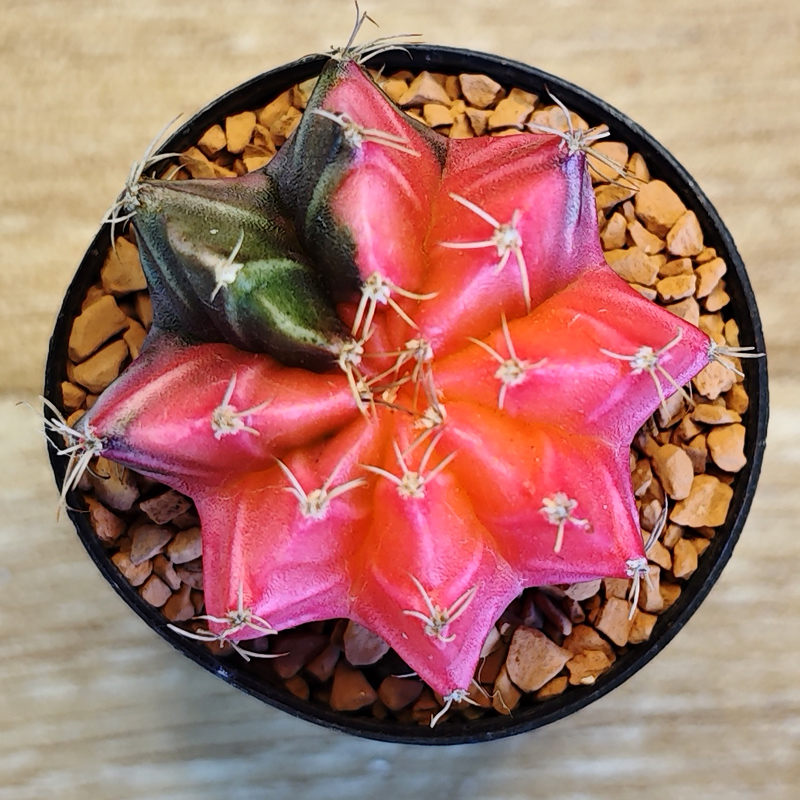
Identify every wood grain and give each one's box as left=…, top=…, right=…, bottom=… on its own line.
left=1, top=1, right=797, bottom=798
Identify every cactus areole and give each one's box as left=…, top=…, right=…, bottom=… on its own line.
left=62, top=51, right=741, bottom=703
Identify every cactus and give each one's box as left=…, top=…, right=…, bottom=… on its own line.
left=53, top=43, right=752, bottom=711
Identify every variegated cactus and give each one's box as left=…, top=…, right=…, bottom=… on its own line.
left=52, top=40, right=751, bottom=713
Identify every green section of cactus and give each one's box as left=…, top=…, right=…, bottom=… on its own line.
left=132, top=171, right=349, bottom=368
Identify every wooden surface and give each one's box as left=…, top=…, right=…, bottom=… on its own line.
left=1, top=1, right=798, bottom=797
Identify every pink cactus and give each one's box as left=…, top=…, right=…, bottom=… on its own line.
left=52, top=47, right=743, bottom=710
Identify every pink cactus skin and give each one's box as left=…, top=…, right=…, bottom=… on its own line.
left=75, top=56, right=713, bottom=699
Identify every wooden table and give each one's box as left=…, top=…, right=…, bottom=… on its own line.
left=1, top=1, right=797, bottom=797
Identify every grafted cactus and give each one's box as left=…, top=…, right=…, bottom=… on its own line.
left=54, top=46, right=748, bottom=708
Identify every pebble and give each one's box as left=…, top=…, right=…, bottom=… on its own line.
left=443, top=75, right=461, bottom=100
left=589, top=141, right=629, bottom=184
left=123, top=319, right=147, bottom=359
left=101, top=238, right=147, bottom=296
left=459, top=73, right=503, bottom=108
left=531, top=105, right=587, bottom=133
left=656, top=391, right=685, bottom=428
left=631, top=284, right=658, bottom=301
left=488, top=88, right=537, bottom=129
left=564, top=579, right=602, bottom=602
left=663, top=523, right=685, bottom=549
left=726, top=384, right=750, bottom=415
left=692, top=404, right=742, bottom=425
left=68, top=295, right=129, bottom=363
left=657, top=274, right=697, bottom=302
left=641, top=498, right=664, bottom=532
left=604, top=246, right=658, bottom=285
left=478, top=646, right=506, bottom=685
left=423, top=103, right=454, bottom=128
left=61, top=381, right=87, bottom=411
left=342, top=621, right=390, bottom=666
left=130, top=523, right=173, bottom=565
left=90, top=457, right=139, bottom=511
left=163, top=583, right=195, bottom=622
left=492, top=665, right=522, bottom=714
left=72, top=339, right=128, bottom=393
left=634, top=180, right=686, bottom=237
left=197, top=123, right=227, bottom=157
left=695, top=257, right=727, bottom=298
left=670, top=475, right=734, bottom=527
left=627, top=219, right=664, bottom=254
left=637, top=566, right=664, bottom=613
left=174, top=560, right=203, bottom=590
left=707, top=423, right=747, bottom=472
left=257, top=89, right=292, bottom=130
left=704, top=283, right=730, bottom=312
left=627, top=152, right=649, bottom=182
left=595, top=597, right=633, bottom=645
left=648, top=539, right=673, bottom=570
left=449, top=113, right=473, bottom=139
left=675, top=414, right=702, bottom=442
left=682, top=434, right=708, bottom=474
left=536, top=675, right=569, bottom=700
left=291, top=78, right=317, bottom=109
left=140, top=489, right=192, bottom=525
left=270, top=107, right=302, bottom=146
left=651, top=444, right=695, bottom=500
left=305, top=644, right=340, bottom=683
left=672, top=538, right=698, bottom=579
left=399, top=72, right=452, bottom=107
left=411, top=689, right=439, bottom=723
left=567, top=650, right=612, bottom=685
left=86, top=496, right=125, bottom=543
left=479, top=625, right=502, bottom=658
left=225, top=111, right=256, bottom=154
left=465, top=108, right=491, bottom=136
left=111, top=550, right=152, bottom=587
left=603, top=578, right=629, bottom=599
left=692, top=538, right=712, bottom=557
left=268, top=631, right=327, bottom=679
left=628, top=611, right=657, bottom=644
left=631, top=458, right=653, bottom=497
left=666, top=210, right=704, bottom=257
left=692, top=362, right=736, bottom=400
left=179, top=147, right=217, bottom=179
left=505, top=626, right=571, bottom=692
left=660, top=583, right=682, bottom=610
left=285, top=675, right=310, bottom=701
left=166, top=527, right=202, bottom=564
left=533, top=591, right=572, bottom=636
left=595, top=183, right=637, bottom=214
left=659, top=257, right=694, bottom=278
left=378, top=676, right=424, bottom=711
left=380, top=77, right=408, bottom=104
left=152, top=554, right=181, bottom=591
left=724, top=318, right=740, bottom=348
left=601, top=212, right=627, bottom=250
left=621, top=200, right=637, bottom=223
left=330, top=662, right=378, bottom=712
left=667, top=296, right=701, bottom=326
left=139, top=574, right=173, bottom=608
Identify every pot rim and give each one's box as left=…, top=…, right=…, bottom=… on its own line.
left=45, top=44, right=769, bottom=745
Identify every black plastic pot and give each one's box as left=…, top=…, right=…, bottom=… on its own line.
left=45, top=45, right=768, bottom=745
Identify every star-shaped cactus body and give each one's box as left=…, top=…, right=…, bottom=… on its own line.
left=75, top=54, right=714, bottom=697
